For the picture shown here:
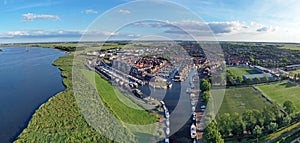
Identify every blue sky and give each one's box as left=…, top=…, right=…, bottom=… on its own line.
left=0, top=0, right=299, bottom=43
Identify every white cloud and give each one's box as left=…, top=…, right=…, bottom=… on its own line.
left=115, top=9, right=131, bottom=14
left=0, top=30, right=136, bottom=39
left=22, top=13, right=60, bottom=22
left=82, top=9, right=98, bottom=14
left=129, top=20, right=276, bottom=36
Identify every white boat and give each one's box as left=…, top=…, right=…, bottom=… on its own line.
left=192, top=106, right=195, bottom=112
left=160, top=100, right=165, bottom=105
left=200, top=105, right=206, bottom=109
left=191, top=100, right=195, bottom=106
left=165, top=138, right=170, bottom=143
left=190, top=93, right=195, bottom=97
left=167, top=82, right=172, bottom=88
left=192, top=114, right=196, bottom=121
left=166, top=127, right=170, bottom=135
left=165, top=119, right=170, bottom=126
left=190, top=124, right=196, bottom=138
left=165, top=111, right=170, bottom=119
left=163, top=105, right=167, bottom=111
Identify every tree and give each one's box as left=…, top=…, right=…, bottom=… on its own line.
left=237, top=76, right=243, bottom=84
left=254, top=77, right=261, bottom=83
left=267, top=122, right=278, bottom=133
left=218, top=113, right=232, bottom=137
left=270, top=104, right=282, bottom=124
left=283, top=100, right=296, bottom=115
left=263, top=106, right=276, bottom=125
left=252, top=125, right=262, bottom=142
left=231, top=112, right=245, bottom=136
left=263, top=76, right=269, bottom=82
left=242, top=110, right=257, bottom=133
left=245, top=78, right=252, bottom=84
left=282, top=116, right=291, bottom=126
left=203, top=121, right=224, bottom=143
left=202, top=91, right=210, bottom=105
left=200, top=79, right=211, bottom=92
left=252, top=109, right=264, bottom=126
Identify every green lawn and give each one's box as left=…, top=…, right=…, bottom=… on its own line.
left=227, top=67, right=260, bottom=77
left=256, top=81, right=300, bottom=113
left=217, top=87, right=271, bottom=117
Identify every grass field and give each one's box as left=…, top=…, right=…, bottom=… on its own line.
left=217, top=87, right=271, bottom=117
left=278, top=44, right=300, bottom=51
left=227, top=67, right=260, bottom=77
left=256, top=81, right=300, bottom=113
left=289, top=69, right=300, bottom=75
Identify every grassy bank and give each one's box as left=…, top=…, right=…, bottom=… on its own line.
left=14, top=56, right=116, bottom=142
left=256, top=81, right=300, bottom=113
left=82, top=70, right=157, bottom=124
left=82, top=70, right=159, bottom=142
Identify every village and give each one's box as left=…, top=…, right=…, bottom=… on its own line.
left=84, top=41, right=300, bottom=143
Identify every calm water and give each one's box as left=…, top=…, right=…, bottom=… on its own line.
left=0, top=47, right=66, bottom=143
left=139, top=70, right=197, bottom=143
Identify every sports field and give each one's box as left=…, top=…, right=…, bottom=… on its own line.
left=256, top=81, right=300, bottom=113
left=217, top=87, right=271, bottom=116
left=227, top=67, right=260, bottom=77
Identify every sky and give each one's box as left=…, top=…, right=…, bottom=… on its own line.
left=0, top=0, right=299, bottom=43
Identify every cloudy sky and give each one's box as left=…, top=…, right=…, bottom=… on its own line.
left=0, top=0, right=299, bottom=43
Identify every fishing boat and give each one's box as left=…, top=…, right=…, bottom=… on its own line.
left=190, top=124, right=196, bottom=138
left=167, top=81, right=172, bottom=88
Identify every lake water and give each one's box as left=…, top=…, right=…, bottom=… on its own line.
left=0, top=47, right=66, bottom=143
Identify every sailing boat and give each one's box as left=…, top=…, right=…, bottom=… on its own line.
left=25, top=47, right=29, bottom=52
